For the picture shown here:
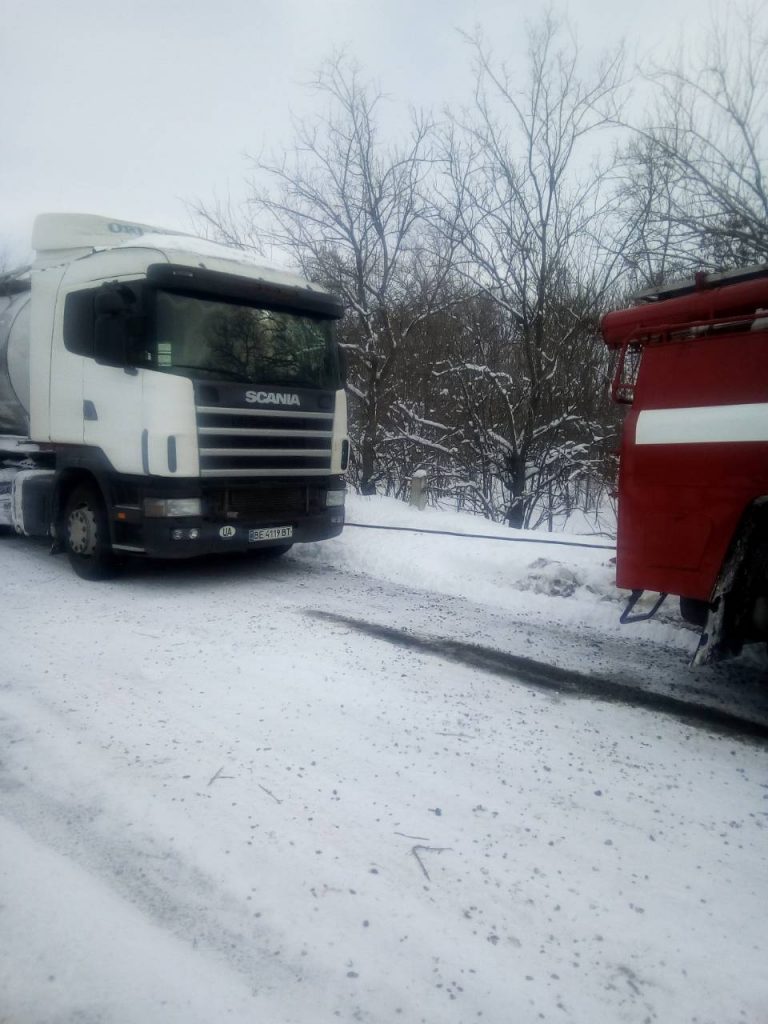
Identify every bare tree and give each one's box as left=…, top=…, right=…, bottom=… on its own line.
left=623, top=5, right=768, bottom=278
left=437, top=15, right=626, bottom=527
left=195, top=57, right=454, bottom=494
left=192, top=24, right=634, bottom=531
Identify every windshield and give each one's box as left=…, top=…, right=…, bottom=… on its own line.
left=139, top=290, right=340, bottom=388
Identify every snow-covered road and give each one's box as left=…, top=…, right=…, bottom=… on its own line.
left=1, top=501, right=766, bottom=1023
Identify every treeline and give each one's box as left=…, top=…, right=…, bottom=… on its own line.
left=195, top=10, right=768, bottom=531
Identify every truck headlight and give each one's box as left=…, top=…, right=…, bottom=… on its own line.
left=144, top=497, right=202, bottom=518
left=325, top=490, right=345, bottom=508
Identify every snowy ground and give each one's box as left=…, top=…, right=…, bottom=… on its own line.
left=1, top=495, right=766, bottom=1024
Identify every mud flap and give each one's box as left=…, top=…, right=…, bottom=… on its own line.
left=692, top=599, right=726, bottom=667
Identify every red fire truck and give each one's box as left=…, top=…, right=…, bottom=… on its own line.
left=602, top=265, right=768, bottom=665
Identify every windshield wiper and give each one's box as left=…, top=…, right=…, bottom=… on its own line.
left=154, top=363, right=328, bottom=387
left=266, top=377, right=321, bottom=388
left=160, top=363, right=251, bottom=382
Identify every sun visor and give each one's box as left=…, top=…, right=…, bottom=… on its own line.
left=31, top=213, right=190, bottom=265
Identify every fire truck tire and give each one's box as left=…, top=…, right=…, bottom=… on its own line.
left=680, top=597, right=709, bottom=628
left=721, top=525, right=768, bottom=651
left=749, top=553, right=768, bottom=642
left=63, top=485, right=120, bottom=581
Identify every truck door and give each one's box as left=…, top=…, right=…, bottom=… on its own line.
left=57, top=275, right=145, bottom=474
left=82, top=281, right=145, bottom=475
left=82, top=359, right=145, bottom=476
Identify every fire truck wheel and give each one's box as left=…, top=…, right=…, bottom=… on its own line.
left=680, top=597, right=709, bottom=628
left=63, top=485, right=120, bottom=581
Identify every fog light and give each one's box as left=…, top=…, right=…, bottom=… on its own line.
left=325, top=489, right=345, bottom=507
left=171, top=528, right=200, bottom=541
left=145, top=497, right=202, bottom=518
left=172, top=529, right=184, bottom=540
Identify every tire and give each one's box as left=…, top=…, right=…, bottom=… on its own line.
left=680, top=596, right=708, bottom=628
left=63, top=484, right=119, bottom=580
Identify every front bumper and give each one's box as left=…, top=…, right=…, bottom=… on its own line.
left=108, top=476, right=346, bottom=558
left=138, top=509, right=344, bottom=558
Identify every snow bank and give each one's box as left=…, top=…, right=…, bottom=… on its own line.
left=295, top=493, right=691, bottom=650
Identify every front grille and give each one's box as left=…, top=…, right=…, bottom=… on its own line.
left=196, top=404, right=335, bottom=478
left=205, top=485, right=325, bottom=521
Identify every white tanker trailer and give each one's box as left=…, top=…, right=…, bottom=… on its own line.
left=0, top=280, right=30, bottom=437
left=0, top=213, right=348, bottom=578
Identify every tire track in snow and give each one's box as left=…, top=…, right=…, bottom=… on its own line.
left=0, top=771, right=304, bottom=996
left=309, top=611, right=768, bottom=743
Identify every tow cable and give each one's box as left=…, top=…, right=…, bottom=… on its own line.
left=344, top=522, right=616, bottom=552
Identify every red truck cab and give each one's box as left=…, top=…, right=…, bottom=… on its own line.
left=602, top=265, right=768, bottom=663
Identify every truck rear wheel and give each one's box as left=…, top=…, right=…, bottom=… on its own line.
left=63, top=485, right=119, bottom=580
left=680, top=596, right=709, bottom=628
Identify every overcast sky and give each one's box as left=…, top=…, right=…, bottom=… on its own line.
left=2, top=0, right=713, bottom=264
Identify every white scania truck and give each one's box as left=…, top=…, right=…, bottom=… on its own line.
left=0, top=214, right=348, bottom=578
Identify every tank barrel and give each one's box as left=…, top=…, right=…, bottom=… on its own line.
left=0, top=291, right=31, bottom=435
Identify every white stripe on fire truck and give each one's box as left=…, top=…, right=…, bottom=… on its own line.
left=635, top=403, right=768, bottom=445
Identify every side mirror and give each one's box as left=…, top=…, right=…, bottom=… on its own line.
left=93, top=284, right=134, bottom=367
left=94, top=316, right=128, bottom=367
left=95, top=287, right=127, bottom=316
left=337, top=346, right=348, bottom=387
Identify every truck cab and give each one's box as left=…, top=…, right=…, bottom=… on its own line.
left=0, top=214, right=349, bottom=578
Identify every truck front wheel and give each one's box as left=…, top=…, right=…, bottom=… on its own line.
left=63, top=485, right=119, bottom=580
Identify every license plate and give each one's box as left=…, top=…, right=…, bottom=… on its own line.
left=248, top=526, right=293, bottom=543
